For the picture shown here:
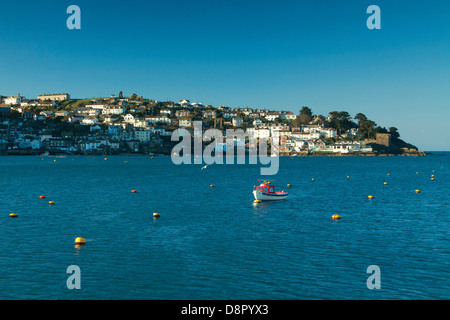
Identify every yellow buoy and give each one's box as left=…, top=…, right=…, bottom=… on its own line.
left=75, top=237, right=86, bottom=245
left=49, top=201, right=55, bottom=205
left=9, top=213, right=18, bottom=218
left=254, top=200, right=262, bottom=203
left=415, top=189, right=421, bottom=193
left=387, top=173, right=390, bottom=176
left=312, top=178, right=315, bottom=181
left=347, top=176, right=350, bottom=179
left=416, top=172, right=419, bottom=174
left=287, top=184, right=292, bottom=187
left=332, top=214, right=341, bottom=220
left=153, top=212, right=160, bottom=218
left=383, top=182, right=388, bottom=185
left=431, top=178, right=435, bottom=181
left=431, top=175, right=435, bottom=178
left=368, top=195, right=374, bottom=200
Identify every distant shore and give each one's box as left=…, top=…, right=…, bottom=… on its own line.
left=0, top=150, right=428, bottom=157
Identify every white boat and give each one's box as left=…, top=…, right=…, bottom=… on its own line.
left=253, top=181, right=288, bottom=201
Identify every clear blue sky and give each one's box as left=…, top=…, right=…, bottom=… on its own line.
left=0, top=0, right=449, bottom=150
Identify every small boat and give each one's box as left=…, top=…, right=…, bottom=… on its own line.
left=253, top=181, right=288, bottom=201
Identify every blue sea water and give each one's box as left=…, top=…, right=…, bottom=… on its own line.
left=0, top=153, right=449, bottom=300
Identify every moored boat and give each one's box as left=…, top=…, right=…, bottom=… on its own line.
left=253, top=181, right=288, bottom=201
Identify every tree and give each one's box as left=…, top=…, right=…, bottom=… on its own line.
left=355, top=113, right=367, bottom=123
left=300, top=106, right=313, bottom=118
left=119, top=91, right=123, bottom=99
left=389, top=127, right=400, bottom=138
left=328, top=111, right=355, bottom=135
left=298, top=113, right=312, bottom=125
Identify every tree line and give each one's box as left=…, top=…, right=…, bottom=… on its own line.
left=294, top=106, right=400, bottom=140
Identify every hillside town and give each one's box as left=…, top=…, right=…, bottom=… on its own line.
left=0, top=92, right=425, bottom=156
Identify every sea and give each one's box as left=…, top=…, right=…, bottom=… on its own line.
left=0, top=153, right=449, bottom=300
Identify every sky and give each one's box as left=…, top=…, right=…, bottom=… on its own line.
left=0, top=0, right=449, bottom=150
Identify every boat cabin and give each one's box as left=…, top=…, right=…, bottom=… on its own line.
left=255, top=183, right=275, bottom=193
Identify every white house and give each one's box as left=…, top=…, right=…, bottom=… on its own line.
left=265, top=112, right=280, bottom=122
left=102, top=106, right=126, bottom=115
left=254, top=128, right=270, bottom=139
left=160, top=109, right=172, bottom=116
left=179, top=117, right=193, bottom=127
left=332, top=143, right=351, bottom=153
left=179, top=99, right=190, bottom=107
left=55, top=111, right=69, bottom=117
left=124, top=114, right=135, bottom=123
left=81, top=117, right=99, bottom=125
left=232, top=117, right=244, bottom=127
left=146, top=116, right=170, bottom=124
left=320, top=128, right=337, bottom=138
left=281, top=113, right=297, bottom=121
left=299, top=132, right=321, bottom=140
left=5, top=94, right=26, bottom=105
left=134, top=129, right=151, bottom=142
left=85, top=104, right=107, bottom=110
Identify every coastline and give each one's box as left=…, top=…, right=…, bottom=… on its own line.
left=0, top=150, right=428, bottom=157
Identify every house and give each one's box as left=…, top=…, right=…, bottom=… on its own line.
left=223, top=112, right=237, bottom=119
left=191, top=102, right=205, bottom=109
left=85, top=104, right=107, bottom=110
left=281, top=112, right=297, bottom=121
left=33, top=114, right=47, bottom=121
left=178, top=117, right=193, bottom=127
left=40, top=110, right=54, bottom=118
left=232, top=117, right=244, bottom=127
left=265, top=112, right=280, bottom=122
left=160, top=109, right=172, bottom=116
left=253, top=128, right=270, bottom=139
left=49, top=137, right=73, bottom=150
left=81, top=117, right=99, bottom=125
left=332, top=143, right=351, bottom=153
left=252, top=119, right=264, bottom=127
left=78, top=140, right=104, bottom=152
left=299, top=131, right=321, bottom=140
left=202, top=110, right=216, bottom=119
left=55, top=111, right=69, bottom=117
left=68, top=115, right=85, bottom=123
left=102, top=106, right=126, bottom=115
left=124, top=114, right=135, bottom=123
left=75, top=107, right=100, bottom=116
left=22, top=111, right=33, bottom=120
left=320, top=128, right=337, bottom=138
left=38, top=93, right=70, bottom=101
left=134, top=129, right=151, bottom=142
left=4, top=94, right=26, bottom=105
left=179, top=99, right=190, bottom=107
left=310, top=139, right=333, bottom=152
left=175, top=110, right=192, bottom=118
left=145, top=116, right=170, bottom=124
